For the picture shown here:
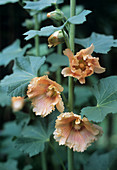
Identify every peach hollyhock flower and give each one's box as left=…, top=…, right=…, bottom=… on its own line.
left=61, top=44, right=105, bottom=84
left=27, top=75, right=64, bottom=117
left=53, top=112, right=103, bottom=152
left=11, top=96, right=24, bottom=112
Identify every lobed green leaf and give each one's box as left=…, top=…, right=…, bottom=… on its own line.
left=0, top=39, right=31, bottom=66
left=68, top=10, right=92, bottom=24
left=15, top=112, right=58, bottom=157
left=0, top=56, right=46, bottom=97
left=81, top=76, right=117, bottom=122
left=84, top=149, right=117, bottom=170
left=75, top=32, right=117, bottom=54
left=24, top=0, right=63, bottom=11
left=0, top=0, right=18, bottom=5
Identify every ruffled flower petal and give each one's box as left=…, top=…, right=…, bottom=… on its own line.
left=54, top=112, right=103, bottom=152
left=27, top=76, right=64, bottom=117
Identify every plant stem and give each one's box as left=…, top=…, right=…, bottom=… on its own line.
left=41, top=151, right=47, bottom=170
left=56, top=44, right=62, bottom=84
left=67, top=0, right=76, bottom=170
left=33, top=1, right=46, bottom=170
left=49, top=143, right=66, bottom=170
left=34, top=0, right=39, bottom=56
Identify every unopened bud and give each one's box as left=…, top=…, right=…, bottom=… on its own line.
left=47, top=9, right=65, bottom=22
left=48, top=30, right=67, bottom=48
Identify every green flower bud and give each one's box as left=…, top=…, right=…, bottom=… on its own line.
left=47, top=9, right=65, bottom=22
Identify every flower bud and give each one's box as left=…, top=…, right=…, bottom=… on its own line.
left=47, top=9, right=65, bottom=22
left=11, top=96, right=24, bottom=112
left=48, top=30, right=67, bottom=48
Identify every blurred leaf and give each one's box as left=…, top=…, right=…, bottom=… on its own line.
left=0, top=56, right=46, bottom=97
left=0, top=0, right=18, bottom=5
left=84, top=150, right=117, bottom=170
left=24, top=0, right=63, bottom=11
left=40, top=64, right=49, bottom=76
left=14, top=111, right=30, bottom=127
left=0, top=87, right=11, bottom=107
left=1, top=137, right=22, bottom=158
left=68, top=10, right=92, bottom=24
left=0, top=159, right=18, bottom=170
left=75, top=32, right=117, bottom=54
left=74, top=86, right=93, bottom=106
left=23, top=165, right=32, bottom=170
left=15, top=112, right=58, bottom=157
left=0, top=40, right=31, bottom=66
left=81, top=76, right=117, bottom=122
left=46, top=53, right=69, bottom=72
left=61, top=5, right=84, bottom=18
left=22, top=12, right=47, bottom=28
left=1, top=121, right=22, bottom=136
left=27, top=43, right=54, bottom=56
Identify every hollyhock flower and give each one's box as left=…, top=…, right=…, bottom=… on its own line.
left=61, top=44, right=105, bottom=84
left=48, top=30, right=67, bottom=48
left=11, top=96, right=24, bottom=112
left=27, top=75, right=64, bottom=117
left=53, top=112, right=103, bottom=152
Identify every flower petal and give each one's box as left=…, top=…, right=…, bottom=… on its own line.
left=32, top=94, right=59, bottom=117
left=82, top=44, right=94, bottom=55
left=56, top=95, right=64, bottom=113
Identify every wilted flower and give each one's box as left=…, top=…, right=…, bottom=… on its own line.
left=61, top=44, right=105, bottom=84
left=27, top=75, right=64, bottom=117
left=54, top=112, right=103, bottom=152
left=48, top=30, right=67, bottom=48
left=11, top=96, right=24, bottom=112
left=47, top=9, right=65, bottom=21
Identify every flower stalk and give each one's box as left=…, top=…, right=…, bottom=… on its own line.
left=68, top=0, right=76, bottom=169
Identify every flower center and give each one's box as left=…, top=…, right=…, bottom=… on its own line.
left=72, top=119, right=83, bottom=131
left=46, top=87, right=57, bottom=98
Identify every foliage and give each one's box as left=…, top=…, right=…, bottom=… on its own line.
left=0, top=56, right=46, bottom=96
left=81, top=76, right=117, bottom=122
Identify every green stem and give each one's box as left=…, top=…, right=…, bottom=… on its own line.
left=49, top=143, right=66, bottom=170
left=34, top=0, right=39, bottom=56
left=67, top=0, right=76, bottom=170
left=56, top=44, right=62, bottom=84
left=41, top=151, right=47, bottom=170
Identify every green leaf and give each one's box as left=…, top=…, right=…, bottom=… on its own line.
left=0, top=39, right=31, bottom=66
left=81, top=76, right=117, bottom=122
left=15, top=112, right=58, bottom=157
left=1, top=121, right=22, bottom=137
left=75, top=32, right=117, bottom=54
left=23, top=165, right=32, bottom=170
left=14, top=111, right=30, bottom=127
left=0, top=159, right=18, bottom=170
left=24, top=0, right=63, bottom=11
left=84, top=150, right=117, bottom=170
left=27, top=43, right=54, bottom=56
left=46, top=53, right=69, bottom=72
left=75, top=86, right=93, bottom=106
left=0, top=87, right=11, bottom=107
left=0, top=56, right=46, bottom=97
left=68, top=10, right=92, bottom=24
left=61, top=5, right=84, bottom=18
left=23, top=23, right=66, bottom=40
left=0, top=0, right=18, bottom=5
